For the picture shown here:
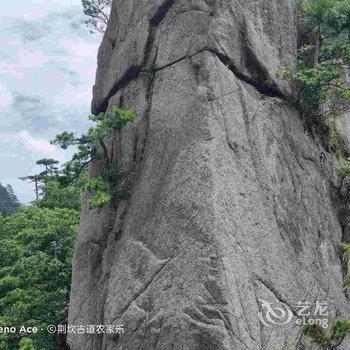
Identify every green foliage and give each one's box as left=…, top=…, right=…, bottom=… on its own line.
left=320, top=38, right=350, bottom=63
left=279, top=0, right=350, bottom=111
left=296, top=60, right=343, bottom=109
left=0, top=206, right=79, bottom=349
left=36, top=158, right=59, bottom=171
left=19, top=338, right=36, bottom=350
left=342, top=243, right=350, bottom=287
left=336, top=159, right=350, bottom=179
left=52, top=107, right=135, bottom=180
left=0, top=333, right=9, bottom=350
left=37, top=180, right=82, bottom=211
left=36, top=159, right=59, bottom=183
left=277, top=0, right=350, bottom=191
left=278, top=59, right=345, bottom=110
left=15, top=155, right=82, bottom=348
left=82, top=0, right=101, bottom=18
left=301, top=0, right=350, bottom=35
left=277, top=67, right=293, bottom=80
left=336, top=163, right=350, bottom=290
left=100, top=163, right=121, bottom=184
left=90, top=106, right=135, bottom=134
left=52, top=131, right=75, bottom=150
left=53, top=107, right=135, bottom=160
left=81, top=0, right=111, bottom=34
left=291, top=0, right=350, bottom=302
left=84, top=176, right=112, bottom=209
left=139, top=67, right=155, bottom=79
left=304, top=320, right=350, bottom=349
left=82, top=163, right=126, bottom=209
left=192, top=62, right=201, bottom=70
left=322, top=110, right=346, bottom=159
left=88, top=190, right=112, bottom=209
left=20, top=158, right=62, bottom=200
left=52, top=107, right=135, bottom=209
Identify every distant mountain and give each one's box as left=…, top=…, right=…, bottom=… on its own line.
left=0, top=183, right=20, bottom=215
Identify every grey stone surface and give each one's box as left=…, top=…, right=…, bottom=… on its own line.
left=69, top=1, right=350, bottom=349
left=0, top=183, right=20, bottom=215
left=337, top=110, right=350, bottom=156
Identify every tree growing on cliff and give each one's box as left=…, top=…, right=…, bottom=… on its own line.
left=81, top=0, right=112, bottom=34
left=278, top=1, right=350, bottom=344
left=304, top=320, right=350, bottom=350
left=51, top=106, right=135, bottom=209
left=278, top=0, right=350, bottom=113
left=278, top=0, right=350, bottom=163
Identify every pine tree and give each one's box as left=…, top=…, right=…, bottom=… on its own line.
left=81, top=0, right=112, bottom=33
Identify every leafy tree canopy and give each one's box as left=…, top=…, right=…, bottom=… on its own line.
left=0, top=206, right=79, bottom=349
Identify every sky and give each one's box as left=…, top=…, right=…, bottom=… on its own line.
left=0, top=0, right=101, bottom=203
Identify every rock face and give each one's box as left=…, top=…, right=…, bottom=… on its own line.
left=68, top=1, right=350, bottom=349
left=0, top=183, right=20, bottom=215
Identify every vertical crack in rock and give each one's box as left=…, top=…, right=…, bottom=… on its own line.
left=150, top=0, right=175, bottom=26
left=92, top=0, right=175, bottom=115
left=139, top=54, right=156, bottom=163
left=114, top=9, right=159, bottom=237
left=98, top=8, right=167, bottom=345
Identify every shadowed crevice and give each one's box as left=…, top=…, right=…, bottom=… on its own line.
left=210, top=50, right=285, bottom=99
left=92, top=65, right=141, bottom=114
left=92, top=0, right=176, bottom=114
left=150, top=0, right=176, bottom=26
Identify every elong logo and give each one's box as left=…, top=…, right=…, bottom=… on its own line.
left=258, top=299, right=293, bottom=327
left=258, top=299, right=330, bottom=329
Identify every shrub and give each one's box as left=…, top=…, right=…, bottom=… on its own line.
left=139, top=67, right=155, bottom=79
left=192, top=62, right=201, bottom=70
left=304, top=320, right=350, bottom=349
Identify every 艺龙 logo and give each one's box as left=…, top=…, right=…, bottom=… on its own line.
left=258, top=299, right=293, bottom=327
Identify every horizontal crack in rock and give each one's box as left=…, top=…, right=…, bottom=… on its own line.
left=93, top=45, right=285, bottom=115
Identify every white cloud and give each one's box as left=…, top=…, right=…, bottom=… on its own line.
left=0, top=0, right=100, bottom=202
left=0, top=131, right=75, bottom=203
left=1, top=1, right=81, bottom=18
left=54, top=84, right=92, bottom=105
left=1, top=177, right=35, bottom=204
left=0, top=83, right=11, bottom=109
left=17, top=131, right=64, bottom=160
left=59, top=38, right=99, bottom=60
left=0, top=131, right=66, bottom=162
